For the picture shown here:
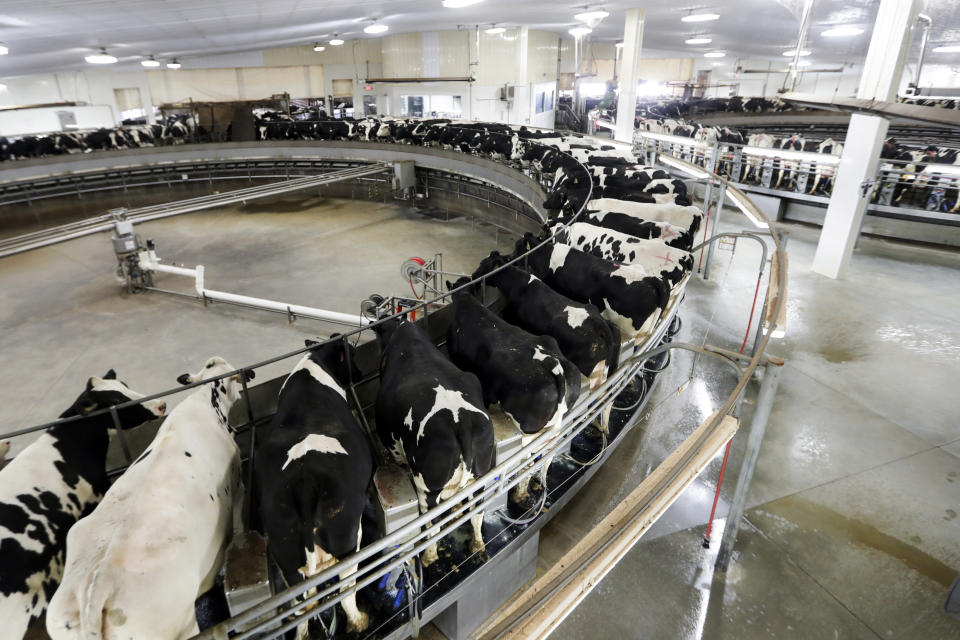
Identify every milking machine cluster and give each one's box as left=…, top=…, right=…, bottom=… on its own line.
left=111, top=209, right=156, bottom=293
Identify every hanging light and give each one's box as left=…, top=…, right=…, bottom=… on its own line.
left=703, top=51, right=725, bottom=58
left=568, top=27, right=592, bottom=38
left=685, top=36, right=712, bottom=44
left=782, top=48, right=811, bottom=57
left=485, top=24, right=506, bottom=34
left=141, top=56, right=160, bottom=67
left=575, top=10, right=609, bottom=25
left=330, top=34, right=345, bottom=45
left=0, top=43, right=8, bottom=56
left=442, top=0, right=484, bottom=7
left=681, top=12, right=720, bottom=23
left=166, top=59, right=181, bottom=69
left=313, top=43, right=326, bottom=52
left=822, top=26, right=864, bottom=37
left=85, top=48, right=118, bottom=64
left=364, top=23, right=389, bottom=34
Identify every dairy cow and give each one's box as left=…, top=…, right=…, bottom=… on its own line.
left=570, top=209, right=693, bottom=250
left=0, top=372, right=165, bottom=640
left=552, top=222, right=693, bottom=286
left=513, top=234, right=668, bottom=342
left=374, top=320, right=493, bottom=566
left=47, top=358, right=251, bottom=640
left=256, top=340, right=373, bottom=636
left=445, top=288, right=580, bottom=437
left=586, top=198, right=704, bottom=236
left=472, top=252, right=621, bottom=388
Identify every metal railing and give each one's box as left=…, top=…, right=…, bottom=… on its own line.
left=636, top=131, right=960, bottom=218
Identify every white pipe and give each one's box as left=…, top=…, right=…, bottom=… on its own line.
left=141, top=253, right=369, bottom=326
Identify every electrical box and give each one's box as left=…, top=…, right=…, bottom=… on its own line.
left=499, top=85, right=515, bottom=102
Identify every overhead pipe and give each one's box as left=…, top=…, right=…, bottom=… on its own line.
left=913, top=13, right=932, bottom=89
left=787, top=0, right=815, bottom=92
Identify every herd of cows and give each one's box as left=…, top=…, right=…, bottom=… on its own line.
left=0, top=118, right=702, bottom=639
left=635, top=114, right=960, bottom=210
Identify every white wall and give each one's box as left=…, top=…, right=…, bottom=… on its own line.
left=0, top=105, right=115, bottom=136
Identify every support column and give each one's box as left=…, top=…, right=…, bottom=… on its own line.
left=614, top=9, right=644, bottom=144
left=811, top=0, right=920, bottom=279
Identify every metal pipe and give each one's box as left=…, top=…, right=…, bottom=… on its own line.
left=788, top=0, right=815, bottom=92
left=714, top=361, right=782, bottom=571
left=914, top=14, right=933, bottom=89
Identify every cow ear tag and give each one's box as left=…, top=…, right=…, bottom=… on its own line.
left=80, top=398, right=99, bottom=414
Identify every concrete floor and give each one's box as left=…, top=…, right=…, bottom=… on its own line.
left=3, top=191, right=959, bottom=639
left=540, top=212, right=960, bottom=639
left=0, top=194, right=504, bottom=454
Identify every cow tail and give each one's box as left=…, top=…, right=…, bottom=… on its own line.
left=604, top=320, right=622, bottom=377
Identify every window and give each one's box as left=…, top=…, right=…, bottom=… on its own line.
left=400, top=95, right=425, bottom=117
left=535, top=92, right=546, bottom=113
left=400, top=95, right=463, bottom=118
left=545, top=90, right=554, bottom=111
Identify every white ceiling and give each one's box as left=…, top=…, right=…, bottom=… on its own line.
left=0, top=0, right=958, bottom=78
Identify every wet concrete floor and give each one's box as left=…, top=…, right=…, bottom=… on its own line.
left=542, top=212, right=960, bottom=639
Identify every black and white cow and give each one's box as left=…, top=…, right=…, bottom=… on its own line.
left=255, top=340, right=373, bottom=635
left=445, top=288, right=580, bottom=436
left=47, top=358, right=250, bottom=640
left=514, top=234, right=667, bottom=343
left=552, top=222, right=693, bottom=286
left=810, top=138, right=844, bottom=194
left=472, top=252, right=621, bottom=388
left=0, top=372, right=165, bottom=640
left=374, top=320, right=494, bottom=566
left=570, top=209, right=693, bottom=250
left=586, top=197, right=704, bottom=236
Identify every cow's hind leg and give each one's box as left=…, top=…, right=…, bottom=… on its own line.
left=469, top=511, right=485, bottom=554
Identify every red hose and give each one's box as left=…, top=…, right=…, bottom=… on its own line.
left=703, top=271, right=763, bottom=547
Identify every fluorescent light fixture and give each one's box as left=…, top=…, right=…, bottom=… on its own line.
left=822, top=26, right=863, bottom=37
left=485, top=26, right=506, bottom=34
left=0, top=43, right=8, bottom=55
left=685, top=37, right=712, bottom=44
left=641, top=130, right=710, bottom=149
left=932, top=44, right=960, bottom=53
left=442, top=0, right=483, bottom=7
left=681, top=13, right=720, bottom=23
left=658, top=154, right=710, bottom=179
left=782, top=49, right=811, bottom=56
left=141, top=57, right=160, bottom=67
left=569, top=27, right=592, bottom=38
left=742, top=145, right=839, bottom=164
left=166, top=59, right=181, bottom=69
left=725, top=187, right=768, bottom=228
left=615, top=42, right=624, bottom=48
left=704, top=51, right=725, bottom=58
left=329, top=37, right=344, bottom=45
left=364, top=23, right=388, bottom=34
left=85, top=48, right=118, bottom=64
left=575, top=10, right=610, bottom=23
left=313, top=43, right=326, bottom=51
left=0, top=83, right=7, bottom=90
left=790, top=60, right=812, bottom=67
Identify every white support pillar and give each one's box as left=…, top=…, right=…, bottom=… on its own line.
left=614, top=9, right=644, bottom=144
left=811, top=0, right=920, bottom=279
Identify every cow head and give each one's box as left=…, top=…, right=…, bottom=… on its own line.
left=304, top=337, right=359, bottom=386
left=471, top=251, right=510, bottom=281
left=177, top=357, right=254, bottom=421
left=61, top=369, right=166, bottom=428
